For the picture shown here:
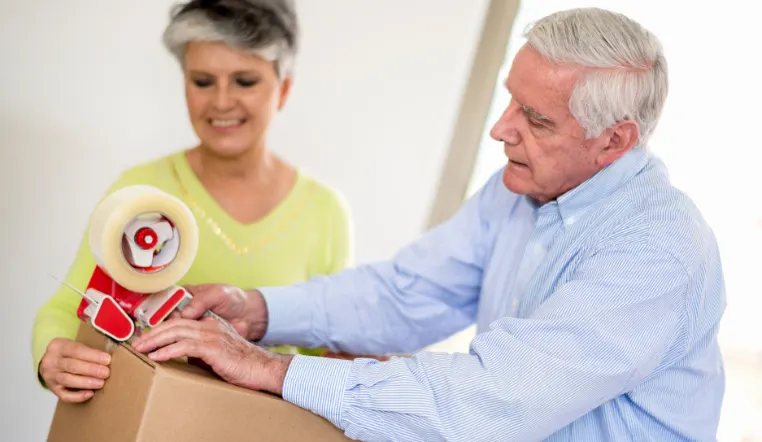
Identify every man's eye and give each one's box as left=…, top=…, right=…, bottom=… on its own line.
left=528, top=118, right=545, bottom=128
left=236, top=78, right=258, bottom=87
left=192, top=78, right=213, bottom=88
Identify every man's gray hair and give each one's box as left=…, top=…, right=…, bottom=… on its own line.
left=163, top=0, right=299, bottom=79
left=524, top=8, right=668, bottom=148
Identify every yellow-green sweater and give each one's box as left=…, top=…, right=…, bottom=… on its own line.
left=32, top=150, right=352, bottom=380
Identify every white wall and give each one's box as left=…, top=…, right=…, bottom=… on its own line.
left=0, top=1, right=488, bottom=440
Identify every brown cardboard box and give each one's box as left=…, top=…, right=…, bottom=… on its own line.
left=47, top=323, right=351, bottom=442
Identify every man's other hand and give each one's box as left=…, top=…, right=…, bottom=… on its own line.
left=179, top=284, right=268, bottom=341
left=131, top=317, right=291, bottom=395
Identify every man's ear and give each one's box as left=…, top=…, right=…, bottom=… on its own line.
left=597, top=120, right=640, bottom=167
left=277, top=76, right=293, bottom=111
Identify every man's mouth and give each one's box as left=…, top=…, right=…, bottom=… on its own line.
left=209, top=118, right=246, bottom=128
left=510, top=159, right=529, bottom=168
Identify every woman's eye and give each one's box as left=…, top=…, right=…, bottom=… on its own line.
left=236, top=78, right=258, bottom=87
left=192, top=78, right=213, bottom=88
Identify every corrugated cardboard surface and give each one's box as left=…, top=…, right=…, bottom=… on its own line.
left=47, top=325, right=154, bottom=442
left=47, top=323, right=350, bottom=442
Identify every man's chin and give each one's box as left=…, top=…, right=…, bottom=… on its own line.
left=502, top=169, right=528, bottom=195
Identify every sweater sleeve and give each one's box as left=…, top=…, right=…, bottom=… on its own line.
left=287, top=183, right=354, bottom=358
left=324, top=189, right=354, bottom=275
left=31, top=172, right=136, bottom=387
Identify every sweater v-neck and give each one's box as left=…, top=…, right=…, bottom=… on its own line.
left=169, top=150, right=313, bottom=243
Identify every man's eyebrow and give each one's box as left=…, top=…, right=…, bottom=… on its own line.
left=519, top=102, right=555, bottom=126
left=504, top=80, right=555, bottom=126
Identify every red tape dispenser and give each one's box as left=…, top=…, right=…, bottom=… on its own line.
left=55, top=185, right=199, bottom=342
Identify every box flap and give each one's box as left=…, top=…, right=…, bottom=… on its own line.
left=73, top=322, right=156, bottom=369
left=47, top=325, right=155, bottom=442
left=47, top=323, right=351, bottom=442
left=138, top=366, right=350, bottom=442
left=119, top=338, right=158, bottom=368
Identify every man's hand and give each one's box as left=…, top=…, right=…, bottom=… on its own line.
left=39, top=338, right=111, bottom=403
left=131, top=317, right=291, bottom=395
left=180, top=284, right=268, bottom=341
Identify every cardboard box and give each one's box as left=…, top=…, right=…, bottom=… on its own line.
left=47, top=323, right=351, bottom=442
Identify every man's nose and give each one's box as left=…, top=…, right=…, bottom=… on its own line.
left=490, top=103, right=522, bottom=145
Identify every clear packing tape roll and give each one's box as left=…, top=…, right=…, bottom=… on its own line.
left=89, top=185, right=199, bottom=293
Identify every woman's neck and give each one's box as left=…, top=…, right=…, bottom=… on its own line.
left=186, top=144, right=279, bottom=188
left=184, top=143, right=298, bottom=225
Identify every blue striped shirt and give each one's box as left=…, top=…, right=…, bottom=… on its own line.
left=259, top=149, right=726, bottom=441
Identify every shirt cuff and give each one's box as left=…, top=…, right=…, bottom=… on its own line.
left=282, top=355, right=353, bottom=428
left=258, top=286, right=313, bottom=346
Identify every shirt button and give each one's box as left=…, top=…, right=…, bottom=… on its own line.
left=565, top=216, right=576, bottom=225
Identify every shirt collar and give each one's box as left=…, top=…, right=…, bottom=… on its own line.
left=538, top=148, right=650, bottom=225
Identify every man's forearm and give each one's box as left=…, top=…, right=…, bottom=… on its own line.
left=262, top=351, right=294, bottom=397
left=242, top=290, right=299, bottom=397
left=276, top=243, right=692, bottom=441
left=256, top=262, right=479, bottom=356
left=255, top=175, right=501, bottom=355
left=280, top=322, right=681, bottom=441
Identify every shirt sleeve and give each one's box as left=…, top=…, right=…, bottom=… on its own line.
left=258, top=170, right=506, bottom=356
left=280, top=243, right=692, bottom=442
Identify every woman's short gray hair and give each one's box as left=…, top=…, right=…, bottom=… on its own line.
left=524, top=8, right=668, bottom=149
left=163, top=0, right=299, bottom=79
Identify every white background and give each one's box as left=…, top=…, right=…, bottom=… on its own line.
left=0, top=1, right=488, bottom=440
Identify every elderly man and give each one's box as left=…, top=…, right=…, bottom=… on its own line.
left=133, top=7, right=725, bottom=441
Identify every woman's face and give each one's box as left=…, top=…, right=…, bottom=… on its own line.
left=182, top=41, right=291, bottom=158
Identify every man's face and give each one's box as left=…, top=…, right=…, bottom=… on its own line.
left=489, top=45, right=638, bottom=203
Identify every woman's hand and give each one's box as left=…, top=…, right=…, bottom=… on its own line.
left=179, top=284, right=269, bottom=341
left=131, top=316, right=292, bottom=395
left=39, top=338, right=111, bottom=403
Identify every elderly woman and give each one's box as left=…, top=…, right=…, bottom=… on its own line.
left=32, top=0, right=353, bottom=403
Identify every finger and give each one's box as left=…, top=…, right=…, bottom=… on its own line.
left=60, top=357, right=110, bottom=379
left=322, top=351, right=351, bottom=359
left=201, top=315, right=236, bottom=334
left=181, top=285, right=224, bottom=319
left=331, top=353, right=356, bottom=360
left=230, top=320, right=249, bottom=338
left=132, top=320, right=207, bottom=353
left=62, top=342, right=111, bottom=365
left=358, top=354, right=390, bottom=361
left=169, top=310, right=182, bottom=320
left=54, top=386, right=94, bottom=403
left=183, top=284, right=213, bottom=294
left=133, top=317, right=191, bottom=343
left=56, top=372, right=106, bottom=390
left=147, top=339, right=205, bottom=362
